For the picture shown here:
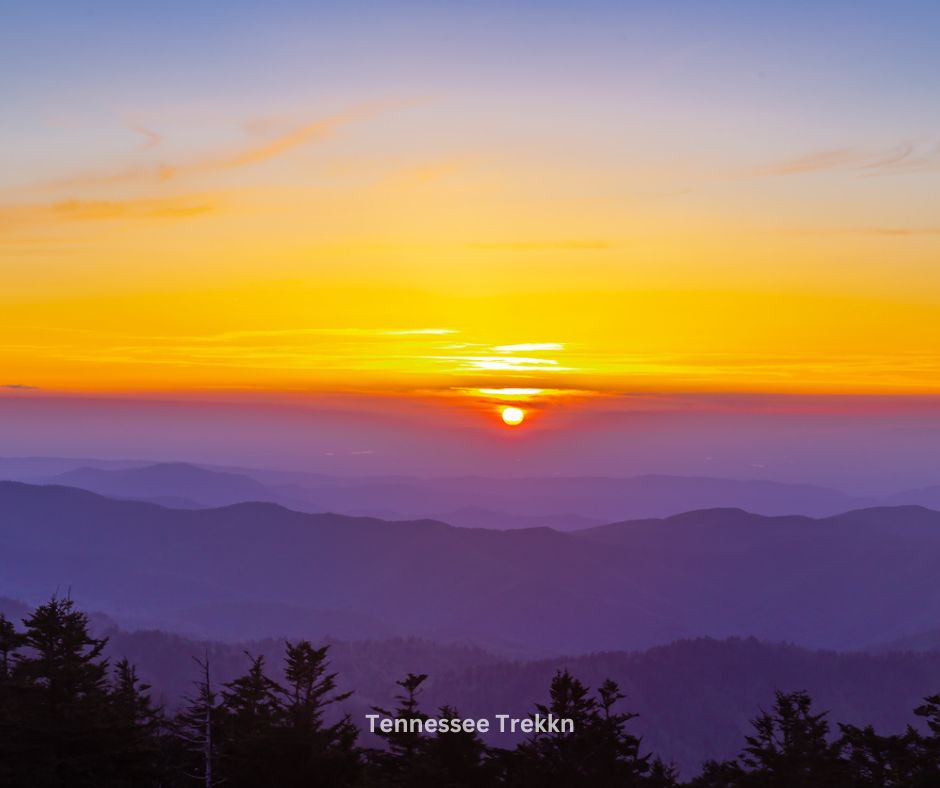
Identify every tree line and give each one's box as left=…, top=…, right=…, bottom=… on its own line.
left=1, top=598, right=940, bottom=786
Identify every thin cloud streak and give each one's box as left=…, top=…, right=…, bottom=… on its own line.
left=493, top=343, right=564, bottom=353
left=25, top=98, right=428, bottom=192
left=53, top=198, right=217, bottom=220
left=0, top=195, right=220, bottom=227
left=756, top=139, right=940, bottom=178
left=132, top=125, right=163, bottom=150
left=759, top=148, right=859, bottom=176
left=166, top=104, right=371, bottom=177
left=467, top=240, right=616, bottom=251
left=783, top=226, right=940, bottom=237
left=385, top=328, right=458, bottom=336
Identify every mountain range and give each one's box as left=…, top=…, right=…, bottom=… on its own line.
left=0, top=456, right=900, bottom=528
left=7, top=455, right=940, bottom=530
left=3, top=480, right=940, bottom=654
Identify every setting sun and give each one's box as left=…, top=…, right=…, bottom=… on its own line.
left=501, top=406, right=525, bottom=427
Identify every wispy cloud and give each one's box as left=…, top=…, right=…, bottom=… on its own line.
left=172, top=327, right=457, bottom=344
left=468, top=240, right=615, bottom=251
left=385, top=328, right=457, bottom=336
left=37, top=98, right=425, bottom=191
left=1, top=384, right=38, bottom=390
left=758, top=148, right=859, bottom=176
left=780, top=225, right=940, bottom=237
left=427, top=355, right=574, bottom=373
left=473, top=388, right=546, bottom=396
left=858, top=226, right=940, bottom=236
left=386, top=158, right=467, bottom=186
left=0, top=326, right=467, bottom=377
left=493, top=343, right=563, bottom=353
left=454, top=387, right=603, bottom=407
left=132, top=125, right=163, bottom=150
left=52, top=197, right=217, bottom=220
left=0, top=195, right=219, bottom=227
left=757, top=139, right=940, bottom=178
left=183, top=109, right=354, bottom=174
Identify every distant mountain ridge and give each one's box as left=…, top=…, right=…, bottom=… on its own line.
left=3, top=481, right=940, bottom=655
left=890, top=483, right=940, bottom=511
left=869, top=627, right=940, bottom=654
left=0, top=456, right=896, bottom=527
left=292, top=472, right=878, bottom=522
left=48, top=462, right=278, bottom=508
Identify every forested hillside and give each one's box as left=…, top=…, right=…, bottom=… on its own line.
left=5, top=599, right=940, bottom=780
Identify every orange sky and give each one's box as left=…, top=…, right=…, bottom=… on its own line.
left=3, top=4, right=940, bottom=415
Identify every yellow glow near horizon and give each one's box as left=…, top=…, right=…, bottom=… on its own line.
left=501, top=406, right=525, bottom=426
left=3, top=92, right=940, bottom=403
left=476, top=389, right=545, bottom=397
left=5, top=283, right=940, bottom=397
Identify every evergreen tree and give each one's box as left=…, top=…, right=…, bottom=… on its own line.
left=10, top=597, right=940, bottom=786
left=377, top=672, right=431, bottom=759
left=8, top=597, right=114, bottom=786
left=370, top=672, right=434, bottom=785
left=594, top=678, right=654, bottom=780
left=503, top=669, right=654, bottom=787
left=737, top=689, right=846, bottom=787
left=216, top=653, right=286, bottom=787
left=689, top=758, right=746, bottom=787
left=838, top=722, right=922, bottom=787
left=107, top=658, right=163, bottom=787
left=0, top=612, right=24, bottom=680
left=174, top=656, right=220, bottom=788
left=912, top=693, right=940, bottom=784
left=423, top=704, right=493, bottom=787
left=284, top=640, right=350, bottom=723
left=647, top=756, right=681, bottom=787
left=0, top=612, right=26, bottom=787
left=15, top=596, right=110, bottom=703
left=914, top=693, right=940, bottom=738
left=270, top=639, right=362, bottom=786
left=0, top=596, right=147, bottom=787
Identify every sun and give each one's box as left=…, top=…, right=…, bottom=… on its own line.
left=500, top=406, right=526, bottom=426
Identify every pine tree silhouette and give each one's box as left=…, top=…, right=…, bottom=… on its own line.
left=838, top=722, right=923, bottom=787
left=912, top=693, right=940, bottom=784
left=423, top=704, right=493, bottom=787
left=106, top=658, right=164, bottom=787
left=173, top=656, right=220, bottom=787
left=370, top=672, right=435, bottom=785
left=0, top=596, right=160, bottom=787
left=689, top=757, right=746, bottom=787
left=216, top=653, right=285, bottom=788
left=269, top=639, right=362, bottom=787
left=503, top=669, right=658, bottom=787
left=738, top=690, right=846, bottom=786
left=6, top=598, right=940, bottom=786
left=0, top=612, right=24, bottom=680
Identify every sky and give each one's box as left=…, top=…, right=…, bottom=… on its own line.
left=2, top=1, right=940, bottom=483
